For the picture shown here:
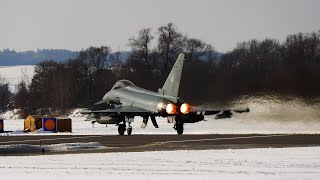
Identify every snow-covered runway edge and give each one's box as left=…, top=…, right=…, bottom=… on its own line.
left=2, top=115, right=320, bottom=136
left=0, top=147, right=319, bottom=180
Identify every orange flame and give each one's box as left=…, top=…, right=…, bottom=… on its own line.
left=180, top=103, right=191, bottom=114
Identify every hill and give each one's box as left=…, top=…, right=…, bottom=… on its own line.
left=0, top=49, right=78, bottom=66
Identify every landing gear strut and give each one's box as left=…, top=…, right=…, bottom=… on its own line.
left=127, top=122, right=132, bottom=135
left=174, top=121, right=184, bottom=135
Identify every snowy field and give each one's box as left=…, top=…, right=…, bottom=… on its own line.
left=0, top=65, right=34, bottom=92
left=0, top=147, right=319, bottom=179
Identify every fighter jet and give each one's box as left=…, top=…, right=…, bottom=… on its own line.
left=82, top=53, right=249, bottom=135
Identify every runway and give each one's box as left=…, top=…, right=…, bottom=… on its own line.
left=0, top=134, right=319, bottom=156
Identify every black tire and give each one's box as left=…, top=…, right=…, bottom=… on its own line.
left=118, top=124, right=126, bottom=135
left=127, top=127, right=132, bottom=135
left=176, top=122, right=184, bottom=135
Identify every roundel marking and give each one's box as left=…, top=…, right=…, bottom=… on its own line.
left=44, top=119, right=55, bottom=131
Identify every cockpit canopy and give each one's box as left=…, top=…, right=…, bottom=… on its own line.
left=112, top=80, right=135, bottom=90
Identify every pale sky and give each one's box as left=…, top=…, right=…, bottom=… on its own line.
left=1, top=0, right=320, bottom=52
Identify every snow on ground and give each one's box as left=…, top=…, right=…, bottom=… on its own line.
left=0, top=109, right=21, bottom=120
left=2, top=103, right=320, bottom=135
left=1, top=100, right=320, bottom=135
left=0, top=147, right=319, bottom=179
left=0, top=65, right=34, bottom=92
left=2, top=113, right=320, bottom=136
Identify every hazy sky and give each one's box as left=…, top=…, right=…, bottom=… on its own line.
left=1, top=0, right=320, bottom=52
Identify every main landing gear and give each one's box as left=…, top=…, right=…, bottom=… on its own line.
left=118, top=124, right=126, bottom=135
left=173, top=115, right=184, bottom=134
left=118, top=122, right=132, bottom=136
left=174, top=121, right=184, bottom=135
left=173, top=116, right=183, bottom=134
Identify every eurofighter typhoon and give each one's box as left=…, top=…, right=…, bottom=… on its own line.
left=83, top=53, right=249, bottom=135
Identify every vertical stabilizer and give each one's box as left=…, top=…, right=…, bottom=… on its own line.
left=161, top=53, right=185, bottom=97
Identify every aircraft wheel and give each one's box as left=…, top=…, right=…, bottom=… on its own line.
left=127, top=127, right=132, bottom=135
left=118, top=124, right=126, bottom=135
left=176, top=122, right=184, bottom=135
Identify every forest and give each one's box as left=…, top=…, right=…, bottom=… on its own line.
left=1, top=23, right=320, bottom=116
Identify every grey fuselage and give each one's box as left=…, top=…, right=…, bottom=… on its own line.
left=103, top=83, right=179, bottom=114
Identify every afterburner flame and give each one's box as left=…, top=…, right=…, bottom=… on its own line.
left=166, top=103, right=177, bottom=114
left=180, top=103, right=191, bottom=114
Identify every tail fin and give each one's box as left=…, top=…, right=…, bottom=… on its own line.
left=162, top=53, right=185, bottom=97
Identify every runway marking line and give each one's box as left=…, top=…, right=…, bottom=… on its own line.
left=0, top=135, right=105, bottom=145
left=144, top=134, right=294, bottom=147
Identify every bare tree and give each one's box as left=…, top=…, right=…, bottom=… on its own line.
left=129, top=28, right=154, bottom=70
left=157, top=23, right=185, bottom=74
left=78, top=46, right=111, bottom=71
left=0, top=74, right=7, bottom=84
left=20, top=67, right=32, bottom=86
left=0, top=74, right=11, bottom=111
left=14, top=80, right=29, bottom=115
left=184, top=38, right=211, bottom=62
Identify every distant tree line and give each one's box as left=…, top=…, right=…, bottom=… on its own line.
left=216, top=32, right=320, bottom=101
left=0, top=49, right=78, bottom=66
left=6, top=23, right=320, bottom=116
